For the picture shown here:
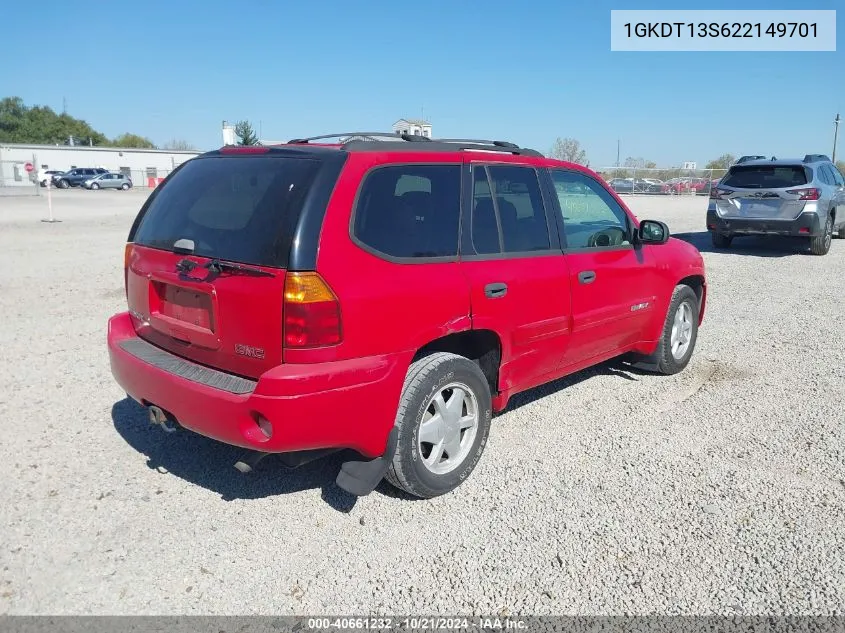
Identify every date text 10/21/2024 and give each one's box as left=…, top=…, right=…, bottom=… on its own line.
left=610, top=10, right=836, bottom=52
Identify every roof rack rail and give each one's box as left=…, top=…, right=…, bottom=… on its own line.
left=803, top=154, right=830, bottom=163
left=434, top=138, right=521, bottom=149
left=285, top=132, right=543, bottom=156
left=287, top=132, right=432, bottom=144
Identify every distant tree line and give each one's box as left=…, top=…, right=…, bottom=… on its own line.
left=0, top=96, right=196, bottom=150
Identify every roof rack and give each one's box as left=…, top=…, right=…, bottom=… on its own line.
left=434, top=138, right=520, bottom=149
left=287, top=132, right=432, bottom=144
left=285, top=132, right=542, bottom=157
left=803, top=154, right=830, bottom=163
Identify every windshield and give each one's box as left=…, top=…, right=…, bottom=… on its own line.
left=132, top=155, right=321, bottom=268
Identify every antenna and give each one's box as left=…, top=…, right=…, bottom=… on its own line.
left=62, top=97, right=67, bottom=114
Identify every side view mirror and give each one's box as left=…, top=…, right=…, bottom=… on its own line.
left=638, top=220, right=670, bottom=244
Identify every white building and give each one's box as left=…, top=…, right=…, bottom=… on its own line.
left=392, top=119, right=432, bottom=138
left=0, top=143, right=203, bottom=189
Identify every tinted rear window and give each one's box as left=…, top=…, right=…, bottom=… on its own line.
left=722, top=165, right=808, bottom=189
left=132, top=156, right=320, bottom=267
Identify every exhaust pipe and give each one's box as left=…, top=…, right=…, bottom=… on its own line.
left=234, top=451, right=270, bottom=473
left=148, top=405, right=179, bottom=433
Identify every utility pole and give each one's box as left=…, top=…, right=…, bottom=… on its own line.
left=833, top=113, right=840, bottom=163
left=616, top=139, right=620, bottom=167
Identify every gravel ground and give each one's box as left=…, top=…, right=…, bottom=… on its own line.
left=1, top=189, right=843, bottom=616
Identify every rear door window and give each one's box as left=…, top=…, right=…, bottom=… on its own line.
left=132, top=155, right=321, bottom=267
left=352, top=164, right=462, bottom=259
left=469, top=164, right=551, bottom=255
left=722, top=165, right=808, bottom=188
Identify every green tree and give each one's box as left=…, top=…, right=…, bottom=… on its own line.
left=111, top=133, right=156, bottom=149
left=623, top=157, right=655, bottom=169
left=835, top=161, right=845, bottom=178
left=705, top=154, right=736, bottom=170
left=162, top=138, right=196, bottom=151
left=234, top=120, right=259, bottom=146
left=0, top=96, right=141, bottom=147
left=549, top=137, right=587, bottom=164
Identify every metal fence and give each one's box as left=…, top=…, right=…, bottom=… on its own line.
left=594, top=166, right=729, bottom=196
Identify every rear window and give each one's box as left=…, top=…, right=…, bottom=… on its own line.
left=132, top=155, right=320, bottom=267
left=722, top=165, right=808, bottom=189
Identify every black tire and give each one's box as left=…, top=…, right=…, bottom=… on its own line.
left=90, top=183, right=99, bottom=190
left=711, top=232, right=732, bottom=248
left=121, top=183, right=130, bottom=190
left=59, top=179, right=69, bottom=189
left=385, top=352, right=492, bottom=499
left=809, top=213, right=833, bottom=256
left=836, top=221, right=845, bottom=239
left=648, top=284, right=700, bottom=376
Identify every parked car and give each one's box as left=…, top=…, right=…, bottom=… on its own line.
left=707, top=154, right=845, bottom=255
left=107, top=133, right=707, bottom=499
left=38, top=170, right=64, bottom=187
left=608, top=178, right=662, bottom=194
left=53, top=167, right=108, bottom=188
left=84, top=172, right=133, bottom=190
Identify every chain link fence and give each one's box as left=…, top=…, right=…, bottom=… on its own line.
left=594, top=166, right=729, bottom=196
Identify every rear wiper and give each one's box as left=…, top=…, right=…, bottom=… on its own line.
left=204, top=259, right=275, bottom=277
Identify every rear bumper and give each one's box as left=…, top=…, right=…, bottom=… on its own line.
left=706, top=209, right=822, bottom=237
left=107, top=311, right=407, bottom=458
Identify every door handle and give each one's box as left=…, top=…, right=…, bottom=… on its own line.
left=578, top=270, right=597, bottom=285
left=484, top=282, right=508, bottom=298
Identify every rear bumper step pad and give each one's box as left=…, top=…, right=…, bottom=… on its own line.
left=119, top=338, right=257, bottom=395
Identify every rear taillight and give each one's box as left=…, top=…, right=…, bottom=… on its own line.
left=123, top=243, right=133, bottom=298
left=283, top=272, right=342, bottom=348
left=710, top=187, right=729, bottom=199
left=786, top=187, right=820, bottom=200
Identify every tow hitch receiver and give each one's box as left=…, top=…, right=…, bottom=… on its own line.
left=148, top=405, right=179, bottom=433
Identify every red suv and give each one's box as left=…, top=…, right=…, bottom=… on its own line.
left=107, top=133, right=707, bottom=499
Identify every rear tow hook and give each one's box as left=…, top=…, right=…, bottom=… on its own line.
left=148, top=405, right=179, bottom=433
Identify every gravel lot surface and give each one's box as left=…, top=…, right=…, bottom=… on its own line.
left=1, top=189, right=843, bottom=616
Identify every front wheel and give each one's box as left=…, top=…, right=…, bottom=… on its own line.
left=809, top=214, right=833, bottom=256
left=59, top=179, right=69, bottom=189
left=90, top=183, right=99, bottom=190
left=647, top=285, right=700, bottom=375
left=386, top=352, right=492, bottom=499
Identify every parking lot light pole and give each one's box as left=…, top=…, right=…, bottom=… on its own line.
left=833, top=113, right=840, bottom=163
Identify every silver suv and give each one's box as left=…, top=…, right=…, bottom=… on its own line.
left=707, top=155, right=845, bottom=255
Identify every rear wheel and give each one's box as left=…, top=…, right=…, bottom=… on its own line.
left=809, top=213, right=833, bottom=256
left=385, top=352, right=492, bottom=499
left=121, top=183, right=130, bottom=190
left=711, top=232, right=732, bottom=248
